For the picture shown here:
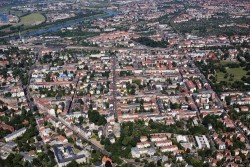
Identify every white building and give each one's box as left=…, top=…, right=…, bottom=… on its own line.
left=195, top=135, right=210, bottom=149
left=4, top=128, right=27, bottom=142
left=131, top=147, right=156, bottom=158
left=176, top=135, right=188, bottom=143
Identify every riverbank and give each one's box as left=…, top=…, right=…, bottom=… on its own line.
left=4, top=10, right=118, bottom=40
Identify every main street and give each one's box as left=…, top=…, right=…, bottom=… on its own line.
left=111, top=52, right=118, bottom=120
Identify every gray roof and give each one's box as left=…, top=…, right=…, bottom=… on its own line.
left=20, top=152, right=34, bottom=162
left=5, top=127, right=26, bottom=139
left=5, top=142, right=17, bottom=148
left=52, top=144, right=86, bottom=163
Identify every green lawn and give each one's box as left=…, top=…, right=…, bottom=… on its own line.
left=73, top=147, right=81, bottom=154
left=216, top=67, right=247, bottom=82
left=20, top=13, right=45, bottom=25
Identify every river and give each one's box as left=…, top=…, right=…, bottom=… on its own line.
left=7, top=10, right=118, bottom=40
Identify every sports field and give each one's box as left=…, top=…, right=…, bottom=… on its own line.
left=20, top=13, right=45, bottom=25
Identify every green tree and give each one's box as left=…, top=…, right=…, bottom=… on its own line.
left=78, top=116, right=84, bottom=124
left=66, top=160, right=78, bottom=167
left=225, top=96, right=231, bottom=105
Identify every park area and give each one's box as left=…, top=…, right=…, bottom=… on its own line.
left=216, top=67, right=247, bottom=82
left=20, top=13, right=45, bottom=25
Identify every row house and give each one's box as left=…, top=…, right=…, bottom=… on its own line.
left=155, top=140, right=172, bottom=147
left=160, top=145, right=178, bottom=152
left=150, top=135, right=168, bottom=142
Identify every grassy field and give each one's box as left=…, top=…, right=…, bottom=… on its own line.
left=73, top=147, right=81, bottom=154
left=20, top=13, right=45, bottom=25
left=216, top=67, right=247, bottom=82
